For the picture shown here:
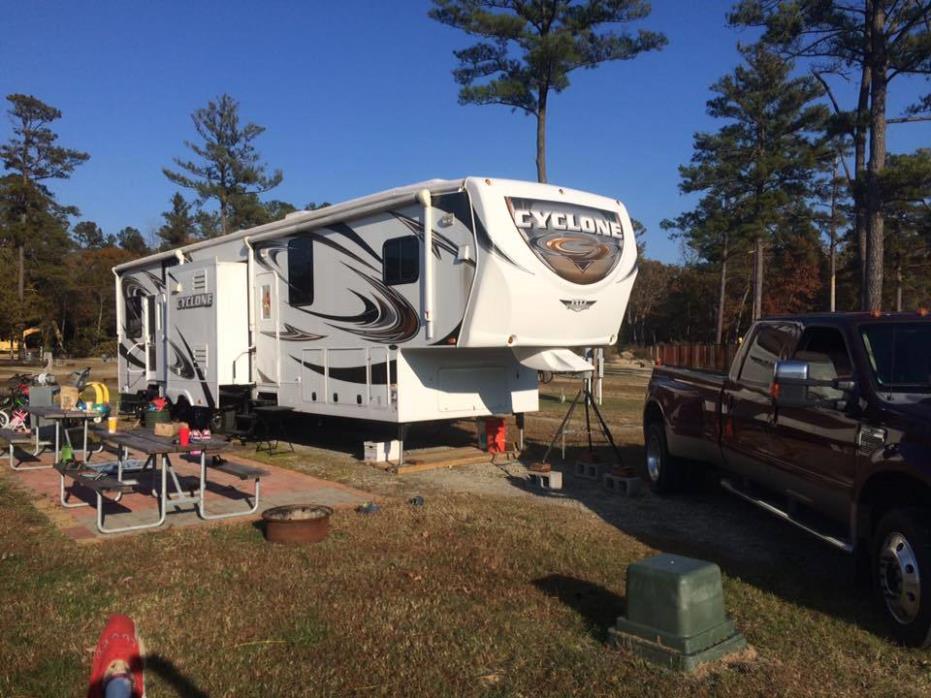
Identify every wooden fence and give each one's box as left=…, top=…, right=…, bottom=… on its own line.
left=649, top=343, right=739, bottom=372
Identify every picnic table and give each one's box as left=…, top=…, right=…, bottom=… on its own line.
left=25, top=406, right=99, bottom=467
left=233, top=405, right=295, bottom=454
left=56, top=427, right=265, bottom=534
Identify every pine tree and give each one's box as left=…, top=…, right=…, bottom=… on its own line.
left=729, top=0, right=931, bottom=310
left=0, top=94, right=88, bottom=350
left=667, top=44, right=831, bottom=328
left=72, top=220, right=111, bottom=249
left=429, top=0, right=666, bottom=182
left=163, top=94, right=283, bottom=236
left=157, top=193, right=196, bottom=250
left=117, top=226, right=149, bottom=256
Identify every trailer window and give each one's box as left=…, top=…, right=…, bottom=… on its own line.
left=383, top=236, right=419, bottom=286
left=288, top=237, right=314, bottom=306
left=126, top=296, right=143, bottom=338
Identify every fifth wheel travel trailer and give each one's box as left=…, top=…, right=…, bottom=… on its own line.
left=113, top=177, right=638, bottom=435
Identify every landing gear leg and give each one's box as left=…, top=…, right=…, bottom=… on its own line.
left=397, top=423, right=409, bottom=467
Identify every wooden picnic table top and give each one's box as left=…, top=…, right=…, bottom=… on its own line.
left=26, top=406, right=96, bottom=419
left=89, top=426, right=229, bottom=455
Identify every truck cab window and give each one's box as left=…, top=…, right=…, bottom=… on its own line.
left=383, top=236, right=419, bottom=285
left=288, top=237, right=314, bottom=306
left=738, top=323, right=798, bottom=385
left=793, top=326, right=852, bottom=402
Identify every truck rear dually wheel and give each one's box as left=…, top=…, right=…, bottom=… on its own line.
left=873, top=508, right=931, bottom=647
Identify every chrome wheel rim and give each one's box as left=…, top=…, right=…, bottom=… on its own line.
left=879, top=531, right=921, bottom=625
left=645, top=432, right=662, bottom=483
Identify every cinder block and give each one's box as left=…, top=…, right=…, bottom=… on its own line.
left=530, top=470, right=562, bottom=490
left=574, top=460, right=603, bottom=480
left=603, top=473, right=643, bottom=497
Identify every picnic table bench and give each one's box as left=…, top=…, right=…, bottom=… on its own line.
left=0, top=428, right=36, bottom=470
left=55, top=427, right=265, bottom=534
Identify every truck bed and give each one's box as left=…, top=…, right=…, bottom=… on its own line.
left=647, top=365, right=726, bottom=466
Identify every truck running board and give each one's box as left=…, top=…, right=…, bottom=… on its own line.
left=720, top=479, right=854, bottom=553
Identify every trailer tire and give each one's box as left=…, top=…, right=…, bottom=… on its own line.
left=643, top=421, right=683, bottom=494
left=872, top=508, right=931, bottom=647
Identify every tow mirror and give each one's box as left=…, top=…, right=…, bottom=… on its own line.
left=771, top=360, right=813, bottom=408
left=771, top=360, right=856, bottom=409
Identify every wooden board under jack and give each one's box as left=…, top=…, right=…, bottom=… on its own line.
left=384, top=446, right=515, bottom=475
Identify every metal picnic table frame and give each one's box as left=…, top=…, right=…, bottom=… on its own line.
left=58, top=428, right=260, bottom=534
left=20, top=406, right=96, bottom=470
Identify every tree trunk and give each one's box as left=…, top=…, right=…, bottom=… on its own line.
left=95, top=295, right=104, bottom=351
left=855, top=27, right=872, bottom=309
left=715, top=234, right=728, bottom=345
left=535, top=92, right=548, bottom=183
left=829, top=158, right=839, bottom=312
left=752, top=238, right=764, bottom=321
left=865, top=2, right=887, bottom=311
left=895, top=257, right=903, bottom=312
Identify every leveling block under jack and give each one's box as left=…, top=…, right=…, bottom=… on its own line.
left=609, top=554, right=747, bottom=672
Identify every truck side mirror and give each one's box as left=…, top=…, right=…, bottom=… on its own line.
left=771, top=360, right=814, bottom=408
left=771, top=360, right=857, bottom=409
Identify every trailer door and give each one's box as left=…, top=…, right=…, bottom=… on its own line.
left=255, top=270, right=279, bottom=386
left=143, top=295, right=157, bottom=382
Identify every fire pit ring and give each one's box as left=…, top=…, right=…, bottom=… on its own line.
left=261, top=504, right=333, bottom=544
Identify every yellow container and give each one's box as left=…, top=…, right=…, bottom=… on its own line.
left=107, top=416, right=118, bottom=433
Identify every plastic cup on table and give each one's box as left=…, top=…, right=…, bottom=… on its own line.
left=179, top=425, right=190, bottom=446
left=107, top=416, right=118, bottom=433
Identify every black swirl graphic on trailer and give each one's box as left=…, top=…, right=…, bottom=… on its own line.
left=294, top=263, right=420, bottom=343
left=175, top=331, right=215, bottom=408
left=290, top=355, right=396, bottom=385
left=261, top=323, right=326, bottom=342
left=118, top=342, right=146, bottom=369
left=142, top=270, right=165, bottom=291
left=390, top=211, right=471, bottom=264
left=168, top=340, right=196, bottom=379
left=473, top=212, right=533, bottom=274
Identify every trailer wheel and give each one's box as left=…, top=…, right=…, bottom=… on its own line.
left=872, top=508, right=931, bottom=647
left=643, top=421, right=683, bottom=494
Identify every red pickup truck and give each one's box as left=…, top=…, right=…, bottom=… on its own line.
left=643, top=312, right=931, bottom=646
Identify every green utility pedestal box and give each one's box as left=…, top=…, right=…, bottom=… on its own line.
left=609, top=554, right=747, bottom=672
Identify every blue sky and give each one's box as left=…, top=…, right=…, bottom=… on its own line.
left=3, top=0, right=929, bottom=263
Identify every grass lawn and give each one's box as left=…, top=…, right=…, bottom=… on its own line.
left=2, top=365, right=931, bottom=695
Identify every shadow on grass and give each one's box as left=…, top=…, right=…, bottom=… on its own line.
left=533, top=574, right=626, bottom=642
left=144, top=654, right=209, bottom=698
left=512, top=442, right=892, bottom=643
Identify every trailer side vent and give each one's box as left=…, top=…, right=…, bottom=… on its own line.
left=193, top=270, right=208, bottom=292
left=194, top=345, right=209, bottom=367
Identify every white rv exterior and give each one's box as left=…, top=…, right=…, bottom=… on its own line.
left=114, top=177, right=638, bottom=424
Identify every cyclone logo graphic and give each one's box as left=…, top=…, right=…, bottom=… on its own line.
left=507, top=197, right=624, bottom=285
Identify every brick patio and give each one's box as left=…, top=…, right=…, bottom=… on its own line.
left=2, top=446, right=373, bottom=542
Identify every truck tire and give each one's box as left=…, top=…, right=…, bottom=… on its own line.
left=643, top=421, right=683, bottom=494
left=872, top=508, right=931, bottom=647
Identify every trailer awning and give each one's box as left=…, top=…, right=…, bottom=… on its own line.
left=512, top=348, right=593, bottom=373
